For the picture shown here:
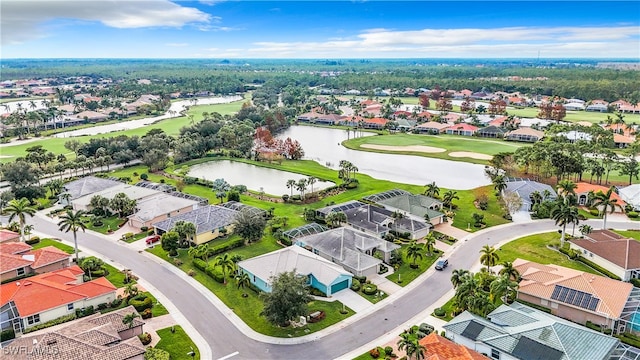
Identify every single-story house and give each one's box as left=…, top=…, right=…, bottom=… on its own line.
left=237, top=246, right=353, bottom=296
left=363, top=189, right=445, bottom=226
left=362, top=117, right=388, bottom=130
left=586, top=103, right=609, bottom=112
left=446, top=123, right=478, bottom=136
left=513, top=258, right=636, bottom=334
left=443, top=303, right=621, bottom=360
left=72, top=110, right=109, bottom=123
left=575, top=182, right=625, bottom=210
left=315, top=200, right=365, bottom=219
left=295, top=227, right=400, bottom=277
left=342, top=203, right=430, bottom=240
left=6, top=305, right=145, bottom=360
left=59, top=176, right=123, bottom=205
left=415, top=121, right=450, bottom=134
left=0, top=266, right=117, bottom=334
left=0, top=229, right=20, bottom=243
left=127, top=193, right=199, bottom=229
left=71, top=183, right=160, bottom=212
left=419, top=333, right=488, bottom=360
left=504, top=127, right=545, bottom=143
left=564, top=102, right=586, bottom=111
left=503, top=178, right=557, bottom=212
left=152, top=205, right=240, bottom=245
left=476, top=125, right=507, bottom=138
left=613, top=134, right=635, bottom=148
left=619, top=184, right=640, bottom=211
left=0, top=242, right=71, bottom=282
left=569, top=230, right=640, bottom=282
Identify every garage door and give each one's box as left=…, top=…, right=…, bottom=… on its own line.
left=331, top=279, right=349, bottom=294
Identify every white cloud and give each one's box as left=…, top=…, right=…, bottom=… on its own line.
left=1, top=0, right=212, bottom=45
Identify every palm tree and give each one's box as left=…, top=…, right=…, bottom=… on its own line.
left=479, top=245, right=500, bottom=273
left=530, top=191, right=543, bottom=206
left=397, top=332, right=420, bottom=360
left=551, top=199, right=579, bottom=246
left=423, top=182, right=440, bottom=198
left=490, top=274, right=518, bottom=304
left=424, top=233, right=436, bottom=256
left=307, top=176, right=317, bottom=196
left=498, top=261, right=520, bottom=281
left=296, top=178, right=308, bottom=200
left=286, top=179, right=296, bottom=197
left=124, top=283, right=139, bottom=300
left=406, top=241, right=424, bottom=268
left=590, top=186, right=622, bottom=229
left=57, top=209, right=88, bottom=263
left=450, top=269, right=470, bottom=289
left=493, top=174, right=507, bottom=194
left=212, top=178, right=231, bottom=204
left=557, top=179, right=577, bottom=198
left=235, top=272, right=251, bottom=297
left=3, top=198, right=36, bottom=242
left=579, top=224, right=593, bottom=237
left=122, top=312, right=140, bottom=329
left=442, top=190, right=459, bottom=211
left=213, top=253, right=236, bottom=284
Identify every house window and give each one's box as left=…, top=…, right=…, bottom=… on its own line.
left=27, top=314, right=40, bottom=325
left=589, top=253, right=593, bottom=258
left=67, top=303, right=74, bottom=311
left=583, top=250, right=587, bottom=254
left=253, top=275, right=256, bottom=282
left=16, top=268, right=25, bottom=276
left=491, top=349, right=500, bottom=359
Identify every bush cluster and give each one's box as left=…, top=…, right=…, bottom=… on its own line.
left=144, top=348, right=170, bottom=360
left=138, top=332, right=152, bottom=345
left=207, top=238, right=245, bottom=257
left=75, top=306, right=95, bottom=318
left=1, top=329, right=15, bottom=342
left=26, top=236, right=41, bottom=245
left=24, top=314, right=76, bottom=334
left=362, top=284, right=378, bottom=295
left=128, top=294, right=153, bottom=312
left=628, top=211, right=639, bottom=218
left=141, top=308, right=153, bottom=319
left=350, top=279, right=361, bottom=292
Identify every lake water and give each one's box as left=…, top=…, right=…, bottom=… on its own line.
left=277, top=125, right=491, bottom=190
left=187, top=160, right=335, bottom=196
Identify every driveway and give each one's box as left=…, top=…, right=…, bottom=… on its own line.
left=330, top=290, right=372, bottom=313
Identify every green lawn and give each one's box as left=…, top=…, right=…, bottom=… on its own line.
left=32, top=238, right=75, bottom=254
left=147, top=244, right=355, bottom=337
left=386, top=247, right=442, bottom=286
left=84, top=215, right=126, bottom=234
left=497, top=232, right=598, bottom=274
left=432, top=296, right=457, bottom=322
left=614, top=230, right=640, bottom=241
left=155, top=326, right=200, bottom=360
left=102, top=261, right=136, bottom=288
left=144, top=291, right=170, bottom=317
left=451, top=186, right=511, bottom=232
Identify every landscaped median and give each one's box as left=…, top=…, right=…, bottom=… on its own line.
left=146, top=238, right=355, bottom=338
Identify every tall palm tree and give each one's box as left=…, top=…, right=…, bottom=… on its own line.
left=406, top=241, right=424, bottom=268
left=450, top=269, right=470, bottom=289
left=423, top=182, right=440, bottom=198
left=235, top=272, right=251, bottom=297
left=557, top=179, right=577, bottom=198
left=213, top=253, right=236, bottom=284
left=424, top=233, right=436, bottom=256
left=551, top=199, right=579, bottom=246
left=498, top=261, right=520, bottom=281
left=286, top=179, right=297, bottom=197
left=493, top=174, right=507, bottom=194
left=57, top=209, right=88, bottom=263
left=3, top=198, right=36, bottom=242
left=490, top=274, right=518, bottom=304
left=307, top=176, right=317, bottom=195
left=479, top=245, right=500, bottom=273
left=442, top=190, right=459, bottom=211
left=590, top=186, right=622, bottom=229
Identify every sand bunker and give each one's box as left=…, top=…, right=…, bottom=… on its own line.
left=361, top=144, right=446, bottom=153
left=448, top=151, right=493, bottom=160
left=0, top=155, right=14, bottom=158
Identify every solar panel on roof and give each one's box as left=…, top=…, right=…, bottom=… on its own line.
left=566, top=289, right=577, bottom=304
left=551, top=286, right=562, bottom=299
left=588, top=298, right=600, bottom=311
left=551, top=285, right=601, bottom=311
left=574, top=292, right=584, bottom=306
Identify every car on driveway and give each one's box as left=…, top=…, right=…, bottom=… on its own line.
left=435, top=259, right=448, bottom=270
left=146, top=235, right=160, bottom=245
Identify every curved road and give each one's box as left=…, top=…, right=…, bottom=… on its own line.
left=29, top=214, right=638, bottom=359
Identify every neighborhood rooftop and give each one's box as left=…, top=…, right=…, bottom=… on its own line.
left=152, top=205, right=239, bottom=234
left=61, top=176, right=123, bottom=200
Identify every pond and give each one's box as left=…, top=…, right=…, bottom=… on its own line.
left=277, top=125, right=491, bottom=190
left=187, top=160, right=335, bottom=196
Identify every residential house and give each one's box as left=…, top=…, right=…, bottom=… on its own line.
left=237, top=246, right=353, bottom=296
left=152, top=205, right=241, bottom=245
left=586, top=103, right=609, bottom=112
left=344, top=203, right=430, bottom=239
left=442, top=113, right=468, bottom=123
left=6, top=305, right=145, bottom=360
left=419, top=333, right=488, bottom=360
left=619, top=184, right=640, bottom=211
left=362, top=117, right=388, bottom=130
left=295, top=227, right=400, bottom=277
left=503, top=178, right=557, bottom=212
left=127, top=193, right=199, bottom=229
left=415, top=121, right=450, bottom=134
left=564, top=102, right=586, bottom=111
left=0, top=229, right=20, bottom=243
left=443, top=303, right=622, bottom=360
left=71, top=110, right=109, bottom=123
left=363, top=189, right=445, bottom=226
left=0, top=242, right=71, bottom=282
left=0, top=266, right=117, bottom=334
left=476, top=125, right=507, bottom=139
left=315, top=200, right=366, bottom=219
left=446, top=123, right=478, bottom=136
left=504, top=127, right=545, bottom=143
left=513, top=259, right=638, bottom=334
left=614, top=134, right=635, bottom=148
left=59, top=176, right=123, bottom=205
left=575, top=182, right=625, bottom=210
left=569, top=230, right=640, bottom=282
left=71, top=183, right=159, bottom=212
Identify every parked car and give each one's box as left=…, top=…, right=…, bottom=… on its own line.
left=435, top=259, right=448, bottom=270
left=146, top=235, right=161, bottom=245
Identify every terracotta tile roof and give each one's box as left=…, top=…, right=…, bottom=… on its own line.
left=613, top=133, right=635, bottom=144
left=30, top=246, right=71, bottom=269
left=574, top=183, right=625, bottom=205
left=0, top=266, right=116, bottom=317
left=364, top=117, right=388, bottom=125
left=570, top=230, right=640, bottom=270
left=513, top=258, right=633, bottom=319
left=505, top=127, right=545, bottom=138
left=419, top=333, right=488, bottom=360
left=0, top=253, right=33, bottom=273
left=0, top=241, right=32, bottom=254
left=446, top=123, right=478, bottom=131
left=0, top=229, right=20, bottom=242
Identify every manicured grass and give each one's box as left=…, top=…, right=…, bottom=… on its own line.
left=32, top=238, right=75, bottom=254
left=615, top=230, right=640, bottom=241
left=144, top=291, right=170, bottom=317
left=450, top=186, right=511, bottom=232
left=432, top=296, right=457, bottom=322
left=147, top=244, right=355, bottom=337
left=353, top=286, right=388, bottom=304
left=155, top=326, right=200, bottom=360
left=386, top=247, right=442, bottom=286
left=102, top=261, right=135, bottom=288
left=498, top=232, right=598, bottom=274
left=84, top=215, right=126, bottom=234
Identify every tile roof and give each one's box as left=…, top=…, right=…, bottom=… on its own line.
left=127, top=192, right=198, bottom=223
left=152, top=205, right=239, bottom=235
left=30, top=246, right=71, bottom=269
left=0, top=253, right=33, bottom=273
left=505, top=127, right=545, bottom=138
left=416, top=121, right=450, bottom=130
left=419, top=333, right=488, bottom=360
left=569, top=230, right=640, bottom=270
left=0, top=229, right=20, bottom=242
left=0, top=241, right=32, bottom=254
left=574, top=183, right=625, bottom=205
left=514, top=258, right=634, bottom=319
left=0, top=266, right=116, bottom=316
left=62, top=176, right=122, bottom=200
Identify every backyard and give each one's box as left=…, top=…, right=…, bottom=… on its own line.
left=155, top=326, right=200, bottom=360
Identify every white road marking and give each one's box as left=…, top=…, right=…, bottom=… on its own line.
left=217, top=351, right=239, bottom=360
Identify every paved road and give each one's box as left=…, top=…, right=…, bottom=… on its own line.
left=28, top=214, right=639, bottom=359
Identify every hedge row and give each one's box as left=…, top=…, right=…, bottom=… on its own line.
left=617, top=332, right=640, bottom=348
left=1, top=329, right=15, bottom=342
left=129, top=294, right=153, bottom=312
left=24, top=314, right=76, bottom=334
left=207, top=238, right=245, bottom=257
left=577, top=256, right=622, bottom=280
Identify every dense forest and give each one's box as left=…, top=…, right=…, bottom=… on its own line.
left=2, top=59, right=638, bottom=102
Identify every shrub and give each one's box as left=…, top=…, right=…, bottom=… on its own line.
left=227, top=191, right=240, bottom=202
left=419, top=322, right=435, bottom=336
left=97, top=303, right=108, bottom=311
left=280, top=236, right=292, bottom=246
left=282, top=194, right=289, bottom=202
left=138, top=332, right=152, bottom=345
left=141, top=308, right=153, bottom=319
left=111, top=296, right=123, bottom=308
left=173, top=258, right=183, bottom=267
left=291, top=194, right=301, bottom=201
left=207, top=238, right=244, bottom=257
left=589, top=208, right=600, bottom=216
left=187, top=269, right=196, bottom=276
left=148, top=229, right=155, bottom=236
left=75, top=306, right=95, bottom=318
left=434, top=308, right=446, bottom=317
left=26, top=236, right=40, bottom=245
left=631, top=278, right=640, bottom=288
left=362, top=284, right=378, bottom=295
left=577, top=256, right=621, bottom=280
left=144, top=348, right=170, bottom=360
left=384, top=346, right=394, bottom=356
left=140, top=173, right=149, bottom=180
left=193, top=258, right=207, bottom=271
left=351, top=279, right=361, bottom=292
left=369, top=348, right=380, bottom=359
left=140, top=226, right=149, bottom=232
left=23, top=314, right=77, bottom=334
left=128, top=294, right=153, bottom=312
left=353, top=275, right=367, bottom=284
left=133, top=172, right=139, bottom=177
left=628, top=211, right=639, bottom=218
left=1, top=329, right=15, bottom=342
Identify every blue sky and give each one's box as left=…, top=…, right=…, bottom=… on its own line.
left=2, top=1, right=639, bottom=58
